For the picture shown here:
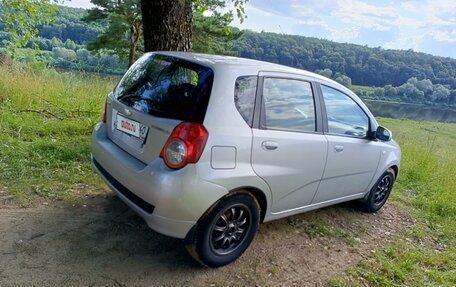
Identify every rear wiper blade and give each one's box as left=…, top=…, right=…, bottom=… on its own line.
left=118, top=94, right=156, bottom=104
left=117, top=93, right=138, bottom=101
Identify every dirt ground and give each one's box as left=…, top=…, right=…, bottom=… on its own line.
left=0, top=194, right=414, bottom=287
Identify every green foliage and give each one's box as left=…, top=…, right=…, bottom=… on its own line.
left=192, top=12, right=242, bottom=55
left=0, top=0, right=57, bottom=57
left=315, top=68, right=352, bottom=88
left=193, top=0, right=249, bottom=24
left=86, top=12, right=131, bottom=62
left=353, top=77, right=454, bottom=106
left=37, top=6, right=104, bottom=45
left=64, top=38, right=77, bottom=50
left=83, top=0, right=247, bottom=63
left=186, top=0, right=249, bottom=55
left=52, top=46, right=76, bottom=61
left=335, top=74, right=352, bottom=88
left=84, top=0, right=142, bottom=66
left=0, top=4, right=124, bottom=72
left=315, top=68, right=333, bottom=78
left=334, top=75, right=351, bottom=88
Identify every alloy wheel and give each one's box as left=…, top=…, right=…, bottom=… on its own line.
left=374, top=176, right=391, bottom=204
left=209, top=204, right=251, bottom=256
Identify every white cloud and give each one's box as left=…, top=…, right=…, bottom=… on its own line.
left=332, top=0, right=398, bottom=31
left=245, top=4, right=274, bottom=17
left=298, top=19, right=359, bottom=42
left=387, top=0, right=456, bottom=51
left=63, top=0, right=94, bottom=9
left=432, top=29, right=456, bottom=43
left=384, top=32, right=424, bottom=52
left=330, top=28, right=360, bottom=42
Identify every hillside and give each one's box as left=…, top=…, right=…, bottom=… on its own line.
left=0, top=6, right=124, bottom=74
left=233, top=31, right=456, bottom=106
left=233, top=31, right=456, bottom=90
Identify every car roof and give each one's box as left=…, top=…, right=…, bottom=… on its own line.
left=155, top=51, right=346, bottom=90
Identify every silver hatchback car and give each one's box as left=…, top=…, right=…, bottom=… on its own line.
left=91, top=52, right=401, bottom=267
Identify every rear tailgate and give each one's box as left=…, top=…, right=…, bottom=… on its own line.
left=106, top=100, right=179, bottom=164
left=105, top=53, right=214, bottom=164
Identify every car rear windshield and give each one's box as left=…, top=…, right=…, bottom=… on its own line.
left=114, top=53, right=214, bottom=122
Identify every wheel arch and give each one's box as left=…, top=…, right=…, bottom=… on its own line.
left=389, top=164, right=399, bottom=179
left=229, top=187, right=268, bottom=223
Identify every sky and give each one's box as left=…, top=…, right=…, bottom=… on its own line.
left=65, top=0, right=456, bottom=59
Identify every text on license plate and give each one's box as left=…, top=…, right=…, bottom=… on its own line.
left=116, top=114, right=142, bottom=138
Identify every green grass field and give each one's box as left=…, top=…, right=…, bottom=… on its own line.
left=0, top=64, right=117, bottom=202
left=330, top=118, right=456, bottom=286
left=1, top=65, right=455, bottom=285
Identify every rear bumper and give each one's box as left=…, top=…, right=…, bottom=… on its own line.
left=90, top=122, right=228, bottom=239
left=91, top=156, right=196, bottom=238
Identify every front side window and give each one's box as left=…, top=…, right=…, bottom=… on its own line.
left=234, top=76, right=257, bottom=126
left=262, top=78, right=316, bottom=132
left=321, top=85, right=369, bottom=138
left=114, top=54, right=213, bottom=122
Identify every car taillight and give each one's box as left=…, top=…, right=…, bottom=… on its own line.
left=102, top=97, right=108, bottom=123
left=160, top=122, right=209, bottom=169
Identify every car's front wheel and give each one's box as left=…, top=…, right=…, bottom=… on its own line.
left=186, top=192, right=260, bottom=267
left=359, top=168, right=395, bottom=213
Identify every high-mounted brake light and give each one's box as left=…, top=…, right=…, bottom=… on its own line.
left=160, top=122, right=209, bottom=169
left=102, top=97, right=108, bottom=123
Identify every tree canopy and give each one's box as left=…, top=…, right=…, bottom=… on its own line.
left=84, top=0, right=142, bottom=66
left=0, top=0, right=57, bottom=57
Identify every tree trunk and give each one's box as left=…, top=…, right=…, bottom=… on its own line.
left=140, top=0, right=192, bottom=52
left=128, top=18, right=142, bottom=67
left=128, top=25, right=136, bottom=67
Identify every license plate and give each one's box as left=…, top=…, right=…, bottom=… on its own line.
left=116, top=114, right=148, bottom=141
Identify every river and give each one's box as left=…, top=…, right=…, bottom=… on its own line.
left=364, top=100, right=456, bottom=123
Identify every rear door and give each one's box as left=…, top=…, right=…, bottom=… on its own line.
left=312, top=84, right=381, bottom=203
left=251, top=73, right=328, bottom=213
left=105, top=53, right=214, bottom=164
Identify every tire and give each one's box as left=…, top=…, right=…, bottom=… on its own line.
left=359, top=168, right=395, bottom=213
left=186, top=192, right=260, bottom=267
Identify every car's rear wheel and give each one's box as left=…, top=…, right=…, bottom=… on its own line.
left=359, top=168, right=395, bottom=213
left=186, top=192, right=260, bottom=267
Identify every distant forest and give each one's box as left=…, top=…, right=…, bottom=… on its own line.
left=0, top=7, right=124, bottom=74
left=233, top=31, right=456, bottom=106
left=0, top=6, right=455, bottom=106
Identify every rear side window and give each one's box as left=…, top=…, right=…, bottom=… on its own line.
left=261, top=78, right=316, bottom=132
left=234, top=76, right=257, bottom=126
left=114, top=54, right=214, bottom=122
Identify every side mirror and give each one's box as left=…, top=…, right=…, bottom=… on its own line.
left=376, top=126, right=392, bottom=141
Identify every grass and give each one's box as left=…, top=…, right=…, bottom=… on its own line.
left=0, top=64, right=118, bottom=203
left=285, top=210, right=361, bottom=246
left=330, top=118, right=456, bottom=286
left=0, top=64, right=455, bottom=285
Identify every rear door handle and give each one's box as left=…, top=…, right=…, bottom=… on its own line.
left=262, top=141, right=279, bottom=151
left=334, top=145, right=344, bottom=152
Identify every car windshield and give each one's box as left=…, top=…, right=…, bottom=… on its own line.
left=114, top=54, right=214, bottom=122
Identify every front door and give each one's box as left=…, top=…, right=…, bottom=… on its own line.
left=313, top=85, right=381, bottom=203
